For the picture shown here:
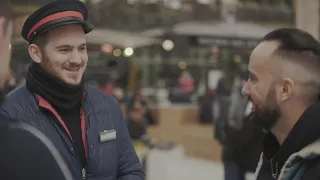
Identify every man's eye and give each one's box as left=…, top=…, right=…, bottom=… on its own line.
left=79, top=46, right=86, bottom=51
left=248, top=75, right=256, bottom=83
left=59, top=49, right=70, bottom=52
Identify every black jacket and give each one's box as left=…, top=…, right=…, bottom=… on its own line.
left=0, top=117, right=72, bottom=180
left=256, top=102, right=320, bottom=179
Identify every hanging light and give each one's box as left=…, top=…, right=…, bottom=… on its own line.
left=113, top=49, right=122, bottom=57
left=162, top=39, right=174, bottom=51
left=124, top=47, right=134, bottom=57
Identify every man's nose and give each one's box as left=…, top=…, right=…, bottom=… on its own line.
left=241, top=81, right=250, bottom=96
left=69, top=51, right=82, bottom=64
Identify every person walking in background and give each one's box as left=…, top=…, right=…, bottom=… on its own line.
left=242, top=28, right=320, bottom=179
left=214, top=74, right=232, bottom=143
left=223, top=71, right=264, bottom=180
left=178, top=70, right=194, bottom=96
left=216, top=70, right=264, bottom=180
left=0, top=1, right=144, bottom=179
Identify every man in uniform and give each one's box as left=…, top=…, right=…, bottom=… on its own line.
left=0, top=0, right=144, bottom=179
left=0, top=1, right=72, bottom=179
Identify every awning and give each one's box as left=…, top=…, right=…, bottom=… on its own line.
left=172, top=21, right=276, bottom=39
left=13, top=28, right=161, bottom=48
left=86, top=28, right=160, bottom=48
left=140, top=21, right=279, bottom=39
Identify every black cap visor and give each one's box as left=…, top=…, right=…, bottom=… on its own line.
left=28, top=17, right=94, bottom=44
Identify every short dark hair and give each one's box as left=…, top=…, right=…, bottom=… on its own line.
left=262, top=28, right=320, bottom=102
left=262, top=28, right=320, bottom=64
left=32, top=33, right=50, bottom=50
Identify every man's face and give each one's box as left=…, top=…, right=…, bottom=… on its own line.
left=242, top=41, right=282, bottom=131
left=37, top=24, right=88, bottom=86
left=0, top=18, right=13, bottom=87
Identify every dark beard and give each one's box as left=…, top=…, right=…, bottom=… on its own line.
left=247, top=105, right=281, bottom=131
left=248, top=84, right=281, bottom=131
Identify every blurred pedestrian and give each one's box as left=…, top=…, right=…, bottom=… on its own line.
left=214, top=74, right=232, bottom=143
left=218, top=72, right=264, bottom=180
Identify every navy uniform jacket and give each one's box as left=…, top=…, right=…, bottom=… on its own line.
left=0, top=85, right=144, bottom=180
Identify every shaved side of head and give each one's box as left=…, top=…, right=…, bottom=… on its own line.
left=272, top=53, right=320, bottom=103
left=262, top=28, right=320, bottom=104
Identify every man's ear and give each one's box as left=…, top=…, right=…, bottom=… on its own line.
left=0, top=17, right=6, bottom=51
left=279, top=78, right=295, bottom=102
left=28, top=44, right=42, bottom=63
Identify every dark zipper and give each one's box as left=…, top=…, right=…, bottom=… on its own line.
left=38, top=94, right=88, bottom=179
left=47, top=110, right=87, bottom=180
left=270, top=158, right=279, bottom=179
left=71, top=141, right=86, bottom=180
left=80, top=109, right=87, bottom=180
left=82, top=168, right=86, bottom=179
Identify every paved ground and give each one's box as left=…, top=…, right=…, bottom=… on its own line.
left=146, top=146, right=255, bottom=180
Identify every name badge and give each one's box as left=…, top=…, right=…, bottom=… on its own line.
left=100, top=129, right=116, bottom=142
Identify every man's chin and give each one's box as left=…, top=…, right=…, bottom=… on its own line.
left=61, top=72, right=84, bottom=85
left=248, top=112, right=279, bottom=131
left=62, top=78, right=82, bottom=86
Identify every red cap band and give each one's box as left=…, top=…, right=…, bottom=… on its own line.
left=27, top=10, right=84, bottom=39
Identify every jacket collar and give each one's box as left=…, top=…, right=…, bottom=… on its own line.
left=262, top=102, right=320, bottom=178
left=279, top=138, right=320, bottom=179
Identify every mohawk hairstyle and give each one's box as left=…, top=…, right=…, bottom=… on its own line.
left=262, top=28, right=320, bottom=68
left=262, top=28, right=320, bottom=102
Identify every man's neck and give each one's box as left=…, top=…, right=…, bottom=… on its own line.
left=271, top=120, right=291, bottom=145
left=271, top=103, right=308, bottom=145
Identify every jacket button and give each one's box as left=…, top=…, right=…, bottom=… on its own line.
left=70, top=148, right=74, bottom=151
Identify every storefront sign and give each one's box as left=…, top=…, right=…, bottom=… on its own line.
left=190, top=36, right=260, bottom=48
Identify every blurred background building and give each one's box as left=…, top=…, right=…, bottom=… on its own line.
left=10, top=0, right=295, bottom=92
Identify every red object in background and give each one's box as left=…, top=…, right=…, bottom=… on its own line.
left=179, top=76, right=194, bottom=95
left=208, top=90, right=215, bottom=97
left=100, top=85, right=113, bottom=95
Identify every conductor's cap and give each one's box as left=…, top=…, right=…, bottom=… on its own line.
left=21, top=0, right=93, bottom=44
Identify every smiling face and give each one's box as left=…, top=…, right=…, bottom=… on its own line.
left=28, top=24, right=88, bottom=86
left=242, top=41, right=282, bottom=130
